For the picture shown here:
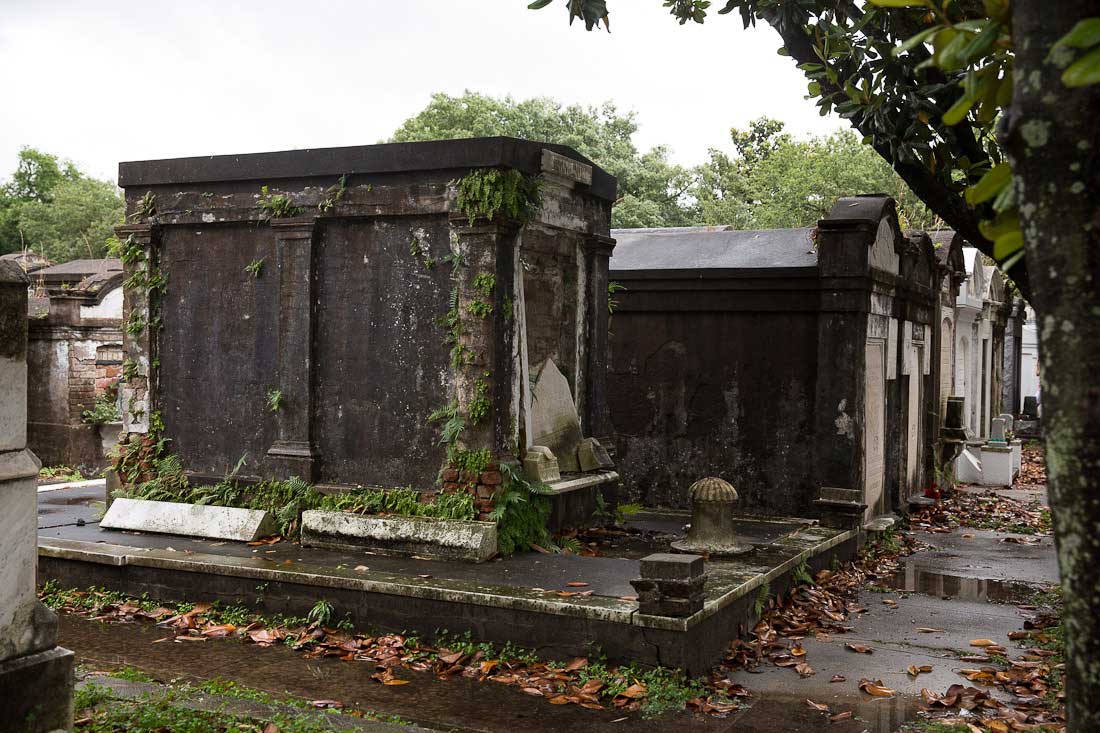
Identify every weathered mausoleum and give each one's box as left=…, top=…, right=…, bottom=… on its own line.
left=607, top=196, right=944, bottom=525
left=114, top=138, right=617, bottom=512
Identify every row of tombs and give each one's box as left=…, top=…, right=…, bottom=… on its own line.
left=25, top=137, right=1041, bottom=533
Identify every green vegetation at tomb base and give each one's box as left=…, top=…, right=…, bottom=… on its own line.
left=82, top=391, right=121, bottom=425
left=117, top=471, right=477, bottom=539
left=39, top=465, right=84, bottom=482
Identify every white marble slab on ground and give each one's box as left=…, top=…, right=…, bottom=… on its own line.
left=37, top=478, right=106, bottom=493
left=99, top=497, right=277, bottom=542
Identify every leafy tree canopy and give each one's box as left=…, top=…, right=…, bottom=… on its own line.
left=391, top=92, right=929, bottom=231
left=0, top=147, right=123, bottom=262
left=527, top=0, right=1030, bottom=296
left=390, top=91, right=694, bottom=228
left=694, top=119, right=936, bottom=230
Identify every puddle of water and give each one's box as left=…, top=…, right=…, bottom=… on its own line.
left=60, top=614, right=735, bottom=732
left=731, top=693, right=919, bottom=733
left=886, top=563, right=1044, bottom=604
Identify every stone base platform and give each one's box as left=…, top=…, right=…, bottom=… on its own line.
left=37, top=486, right=857, bottom=675
left=0, top=646, right=74, bottom=732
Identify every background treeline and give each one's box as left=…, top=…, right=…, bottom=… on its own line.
left=0, top=91, right=938, bottom=263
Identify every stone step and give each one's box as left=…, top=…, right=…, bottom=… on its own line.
left=864, top=515, right=897, bottom=533
left=818, top=486, right=862, bottom=505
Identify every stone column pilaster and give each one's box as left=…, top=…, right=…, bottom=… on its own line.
left=0, top=260, right=74, bottom=731
left=266, top=218, right=320, bottom=481
left=447, top=214, right=520, bottom=459
left=115, top=223, right=158, bottom=436
left=583, top=234, right=615, bottom=440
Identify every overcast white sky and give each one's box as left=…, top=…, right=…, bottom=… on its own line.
left=0, top=0, right=844, bottom=184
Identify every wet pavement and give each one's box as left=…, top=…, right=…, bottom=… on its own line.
left=37, top=487, right=816, bottom=601
left=62, top=613, right=914, bottom=732
left=64, top=614, right=736, bottom=732
left=48, top=482, right=1060, bottom=732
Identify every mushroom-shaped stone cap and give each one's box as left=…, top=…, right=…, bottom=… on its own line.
left=689, top=477, right=737, bottom=503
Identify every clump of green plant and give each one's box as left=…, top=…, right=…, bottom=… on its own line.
left=472, top=272, right=495, bottom=297
left=318, top=486, right=474, bottom=521
left=125, top=312, right=147, bottom=335
left=449, top=448, right=492, bottom=475
left=468, top=373, right=491, bottom=425
left=429, top=400, right=466, bottom=455
left=440, top=283, right=472, bottom=368
left=615, top=502, right=644, bottom=525
left=307, top=599, right=334, bottom=626
left=39, top=465, right=83, bottom=482
left=107, top=234, right=141, bottom=266
left=753, top=582, right=771, bottom=617
left=409, top=236, right=436, bottom=269
left=455, top=168, right=540, bottom=225
left=466, top=299, right=492, bottom=318
left=317, top=174, right=347, bottom=214
left=608, top=280, right=626, bottom=314
left=491, top=462, right=552, bottom=555
left=82, top=390, right=121, bottom=425
left=128, top=191, right=156, bottom=222
left=792, top=558, right=813, bottom=586
left=266, top=388, right=283, bottom=412
left=245, top=258, right=264, bottom=278
left=258, top=185, right=304, bottom=219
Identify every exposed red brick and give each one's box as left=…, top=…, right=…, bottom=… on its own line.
left=479, top=470, right=502, bottom=486
left=441, top=468, right=459, bottom=482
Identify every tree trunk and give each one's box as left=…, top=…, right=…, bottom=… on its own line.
left=1005, top=2, right=1100, bottom=729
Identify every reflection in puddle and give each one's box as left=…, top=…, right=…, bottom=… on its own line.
left=886, top=564, right=1045, bottom=603
left=733, top=693, right=919, bottom=732
left=60, top=615, right=734, bottom=732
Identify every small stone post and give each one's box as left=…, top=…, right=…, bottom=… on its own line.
left=0, top=261, right=74, bottom=730
left=630, top=553, right=707, bottom=617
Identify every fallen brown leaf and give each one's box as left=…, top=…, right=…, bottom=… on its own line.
left=858, top=678, right=896, bottom=698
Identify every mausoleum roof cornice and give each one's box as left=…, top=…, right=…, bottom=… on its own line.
left=118, top=137, right=617, bottom=202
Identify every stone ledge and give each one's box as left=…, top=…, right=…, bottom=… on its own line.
left=542, top=470, right=619, bottom=496
left=302, top=510, right=498, bottom=563
left=99, top=498, right=277, bottom=542
left=38, top=538, right=635, bottom=624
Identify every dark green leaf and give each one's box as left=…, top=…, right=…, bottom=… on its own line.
left=1054, top=18, right=1100, bottom=49
left=966, top=163, right=1011, bottom=205
left=1063, top=47, right=1100, bottom=87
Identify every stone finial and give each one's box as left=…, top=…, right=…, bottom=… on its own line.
left=689, top=476, right=738, bottom=502
left=671, top=476, right=752, bottom=556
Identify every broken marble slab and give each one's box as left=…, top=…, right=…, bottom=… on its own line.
left=577, top=437, right=614, bottom=472
left=301, top=510, right=497, bottom=562
left=99, top=498, right=277, bottom=542
left=529, top=358, right=582, bottom=472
